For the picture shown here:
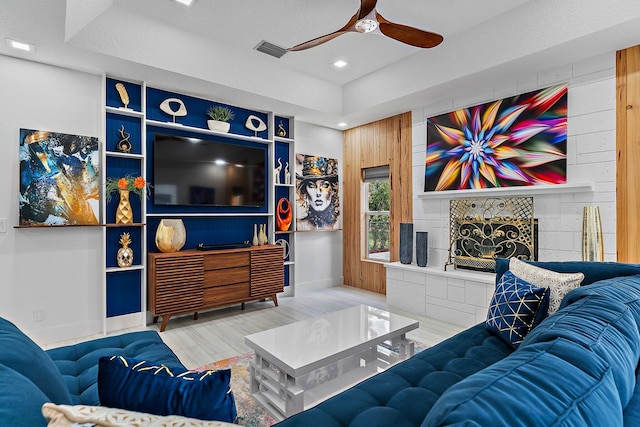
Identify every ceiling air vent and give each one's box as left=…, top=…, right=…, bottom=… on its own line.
left=255, top=40, right=288, bottom=59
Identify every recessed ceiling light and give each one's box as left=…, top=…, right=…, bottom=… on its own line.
left=333, top=60, right=348, bottom=68
left=174, top=0, right=194, bottom=6
left=5, top=38, right=34, bottom=52
left=337, top=122, right=348, bottom=128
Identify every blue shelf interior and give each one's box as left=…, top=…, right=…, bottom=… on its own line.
left=106, top=227, right=143, bottom=268
left=106, top=269, right=142, bottom=317
left=105, top=156, right=144, bottom=224
left=106, top=78, right=142, bottom=111
left=284, top=264, right=290, bottom=287
left=106, top=113, right=142, bottom=155
left=146, top=87, right=269, bottom=139
left=275, top=116, right=291, bottom=139
left=147, top=216, right=269, bottom=252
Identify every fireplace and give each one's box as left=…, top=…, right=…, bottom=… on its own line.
left=446, top=197, right=537, bottom=272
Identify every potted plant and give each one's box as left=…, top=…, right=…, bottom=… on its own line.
left=206, top=105, right=235, bottom=133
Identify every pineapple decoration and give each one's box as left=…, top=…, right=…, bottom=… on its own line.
left=117, top=232, right=134, bottom=268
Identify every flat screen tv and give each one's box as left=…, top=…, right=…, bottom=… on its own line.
left=153, top=133, right=266, bottom=207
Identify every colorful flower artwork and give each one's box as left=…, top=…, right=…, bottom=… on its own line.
left=19, top=129, right=100, bottom=226
left=424, top=84, right=568, bottom=191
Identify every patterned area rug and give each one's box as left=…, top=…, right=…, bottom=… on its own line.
left=197, top=353, right=277, bottom=427
left=197, top=343, right=429, bottom=427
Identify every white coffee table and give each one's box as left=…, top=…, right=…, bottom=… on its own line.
left=245, top=305, right=419, bottom=419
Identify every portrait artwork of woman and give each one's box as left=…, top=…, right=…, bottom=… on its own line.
left=295, top=154, right=341, bottom=231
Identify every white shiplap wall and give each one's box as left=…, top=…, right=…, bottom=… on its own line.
left=411, top=52, right=617, bottom=269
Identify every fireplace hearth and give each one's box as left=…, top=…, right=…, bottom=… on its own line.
left=446, top=197, right=537, bottom=272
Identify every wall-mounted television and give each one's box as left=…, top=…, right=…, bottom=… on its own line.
left=153, top=133, right=266, bottom=207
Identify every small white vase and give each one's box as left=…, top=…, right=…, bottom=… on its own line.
left=252, top=224, right=259, bottom=246
left=207, top=120, right=230, bottom=133
left=258, top=224, right=267, bottom=245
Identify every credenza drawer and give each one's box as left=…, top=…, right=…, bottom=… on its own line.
left=204, top=266, right=250, bottom=287
left=204, top=252, right=249, bottom=271
left=203, top=283, right=250, bottom=305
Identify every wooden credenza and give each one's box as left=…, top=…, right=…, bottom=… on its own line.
left=148, top=245, right=284, bottom=331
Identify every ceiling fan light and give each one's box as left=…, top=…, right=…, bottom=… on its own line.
left=355, top=19, right=378, bottom=34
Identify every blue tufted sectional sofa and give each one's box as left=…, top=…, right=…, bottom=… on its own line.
left=0, top=320, right=185, bottom=426
left=275, top=260, right=640, bottom=427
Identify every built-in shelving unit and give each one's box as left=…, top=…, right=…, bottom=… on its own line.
left=274, top=118, right=295, bottom=296
left=102, top=76, right=147, bottom=333
left=102, top=76, right=295, bottom=332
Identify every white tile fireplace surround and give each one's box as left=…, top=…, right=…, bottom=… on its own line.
left=386, top=262, right=495, bottom=328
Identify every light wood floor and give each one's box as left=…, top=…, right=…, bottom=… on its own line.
left=150, top=286, right=466, bottom=369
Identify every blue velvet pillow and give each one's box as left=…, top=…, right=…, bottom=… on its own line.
left=486, top=270, right=549, bottom=348
left=98, top=356, right=237, bottom=422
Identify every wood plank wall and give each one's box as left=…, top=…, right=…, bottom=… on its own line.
left=616, top=45, right=640, bottom=262
left=342, top=112, right=413, bottom=294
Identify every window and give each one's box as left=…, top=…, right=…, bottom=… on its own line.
left=363, top=166, right=390, bottom=261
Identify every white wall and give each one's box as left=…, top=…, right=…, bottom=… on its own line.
left=293, top=122, right=344, bottom=293
left=0, top=55, right=345, bottom=345
left=0, top=55, right=104, bottom=345
left=411, top=53, right=617, bottom=268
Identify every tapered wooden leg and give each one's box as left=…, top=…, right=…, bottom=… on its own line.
left=153, top=316, right=159, bottom=324
left=160, top=315, right=171, bottom=332
left=241, top=302, right=245, bottom=310
left=272, top=294, right=279, bottom=307
left=194, top=312, right=198, bottom=321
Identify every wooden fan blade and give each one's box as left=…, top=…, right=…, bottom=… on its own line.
left=357, top=0, right=378, bottom=19
left=376, top=12, right=443, bottom=48
left=288, top=9, right=360, bottom=51
left=288, top=30, right=351, bottom=51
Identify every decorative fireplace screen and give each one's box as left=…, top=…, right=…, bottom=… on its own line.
left=446, top=197, right=536, bottom=272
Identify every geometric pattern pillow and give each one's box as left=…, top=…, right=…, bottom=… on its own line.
left=509, top=258, right=584, bottom=315
left=486, top=270, right=550, bottom=349
left=98, top=356, right=237, bottom=423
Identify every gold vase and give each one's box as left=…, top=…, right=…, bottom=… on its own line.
left=155, top=219, right=186, bottom=253
left=582, top=206, right=604, bottom=261
left=116, top=190, right=133, bottom=224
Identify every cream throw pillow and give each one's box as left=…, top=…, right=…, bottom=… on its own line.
left=42, top=403, right=237, bottom=427
left=508, top=258, right=584, bottom=315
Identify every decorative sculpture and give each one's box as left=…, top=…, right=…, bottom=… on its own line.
left=159, top=98, right=188, bottom=124
left=277, top=121, right=287, bottom=137
left=274, top=158, right=282, bottom=184
left=245, top=115, right=267, bottom=137
left=115, top=82, right=131, bottom=110
left=276, top=198, right=292, bottom=231
left=117, top=233, right=134, bottom=268
left=275, top=238, right=290, bottom=260
left=116, top=125, right=132, bottom=153
left=284, top=161, right=291, bottom=185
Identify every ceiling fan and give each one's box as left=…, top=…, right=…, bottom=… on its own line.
left=288, top=0, right=443, bottom=52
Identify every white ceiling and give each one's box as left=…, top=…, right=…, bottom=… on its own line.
left=3, top=0, right=640, bottom=130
